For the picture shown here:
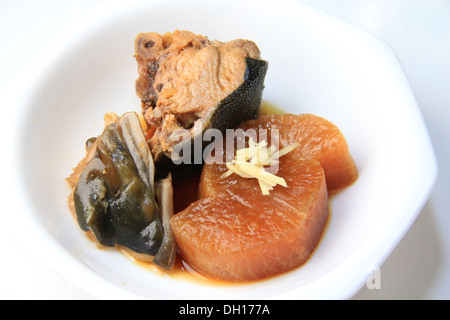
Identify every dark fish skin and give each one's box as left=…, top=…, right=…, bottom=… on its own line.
left=209, top=58, right=268, bottom=132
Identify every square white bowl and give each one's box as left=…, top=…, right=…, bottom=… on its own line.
left=2, top=0, right=437, bottom=299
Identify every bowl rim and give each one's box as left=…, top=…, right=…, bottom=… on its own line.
left=2, top=0, right=438, bottom=300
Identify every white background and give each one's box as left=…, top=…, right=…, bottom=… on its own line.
left=0, top=0, right=448, bottom=299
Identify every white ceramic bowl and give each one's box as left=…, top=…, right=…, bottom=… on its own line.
left=3, top=0, right=437, bottom=299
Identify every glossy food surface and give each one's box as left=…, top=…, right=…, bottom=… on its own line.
left=201, top=113, right=358, bottom=198
left=172, top=151, right=328, bottom=281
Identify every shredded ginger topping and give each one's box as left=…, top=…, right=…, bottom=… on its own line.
left=220, top=138, right=299, bottom=195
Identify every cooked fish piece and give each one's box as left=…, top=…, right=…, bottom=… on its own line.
left=134, top=30, right=268, bottom=178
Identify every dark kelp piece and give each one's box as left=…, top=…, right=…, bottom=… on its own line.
left=73, top=113, right=175, bottom=263
left=153, top=173, right=176, bottom=270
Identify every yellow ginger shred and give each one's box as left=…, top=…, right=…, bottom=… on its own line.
left=220, top=138, right=299, bottom=195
